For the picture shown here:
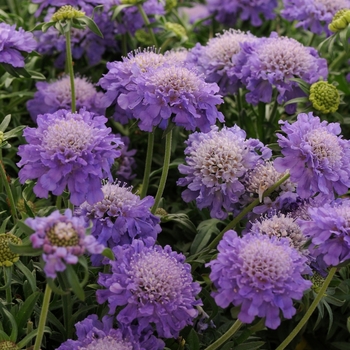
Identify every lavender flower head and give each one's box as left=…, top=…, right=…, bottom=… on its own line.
left=0, top=23, right=37, bottom=68
left=207, top=230, right=312, bottom=329
left=188, top=29, right=257, bottom=95
left=207, top=0, right=278, bottom=27
left=25, top=209, right=104, bottom=278
left=274, top=112, right=350, bottom=199
left=78, top=182, right=161, bottom=264
left=26, top=75, right=105, bottom=122
left=177, top=125, right=272, bottom=219
left=97, top=240, right=202, bottom=339
left=234, top=32, right=328, bottom=113
left=117, top=63, right=225, bottom=132
left=298, top=199, right=350, bottom=266
left=281, top=0, right=350, bottom=36
left=17, top=109, right=123, bottom=205
left=56, top=314, right=164, bottom=350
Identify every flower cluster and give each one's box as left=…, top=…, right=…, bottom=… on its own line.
left=25, top=209, right=104, bottom=278
left=97, top=240, right=201, bottom=339
left=274, top=112, right=350, bottom=199
left=0, top=23, right=37, bottom=68
left=17, top=109, right=123, bottom=205
left=26, top=75, right=105, bottom=122
left=207, top=230, right=312, bottom=329
left=233, top=32, right=328, bottom=113
left=177, top=125, right=271, bottom=219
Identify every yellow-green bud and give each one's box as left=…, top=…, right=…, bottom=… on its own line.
left=0, top=131, right=4, bottom=144
left=165, top=0, right=177, bottom=12
left=0, top=233, right=22, bottom=267
left=0, top=341, right=19, bottom=350
left=52, top=5, right=85, bottom=22
left=309, top=81, right=340, bottom=114
left=17, top=198, right=35, bottom=214
left=165, top=22, right=187, bottom=39
left=328, top=8, right=350, bottom=32
left=121, top=0, right=144, bottom=5
left=135, top=30, right=154, bottom=46
left=155, top=208, right=168, bottom=217
left=311, top=272, right=325, bottom=294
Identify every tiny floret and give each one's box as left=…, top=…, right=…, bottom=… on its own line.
left=0, top=234, right=22, bottom=267
left=309, top=81, right=340, bottom=113
left=51, top=5, right=85, bottom=22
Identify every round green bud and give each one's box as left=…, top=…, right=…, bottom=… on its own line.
left=0, top=341, right=19, bottom=350
left=135, top=30, right=154, bottom=46
left=0, top=234, right=22, bottom=267
left=51, top=5, right=85, bottom=22
left=165, top=22, right=187, bottom=39
left=165, top=0, right=177, bottom=12
left=329, top=8, right=350, bottom=32
left=155, top=208, right=168, bottom=217
left=309, top=81, right=340, bottom=114
left=311, top=272, right=325, bottom=294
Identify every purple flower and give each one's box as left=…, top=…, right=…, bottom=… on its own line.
left=178, top=3, right=211, bottom=25
left=17, top=109, right=123, bottom=206
left=25, top=209, right=104, bottom=278
left=77, top=182, right=161, bottom=265
left=187, top=29, right=257, bottom=95
left=0, top=23, right=37, bottom=68
left=114, top=135, right=137, bottom=183
left=274, top=112, right=350, bottom=199
left=26, top=75, right=105, bottom=122
left=298, top=199, right=350, bottom=266
left=118, top=63, right=225, bottom=132
left=281, top=0, right=350, bottom=36
left=234, top=32, right=328, bottom=113
left=56, top=314, right=164, bottom=350
left=177, top=125, right=271, bottom=219
left=97, top=240, right=201, bottom=339
left=207, top=230, right=312, bottom=329
left=207, top=0, right=278, bottom=26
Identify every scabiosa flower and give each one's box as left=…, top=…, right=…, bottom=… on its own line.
left=281, top=0, right=350, bottom=36
left=0, top=234, right=22, bottom=267
left=25, top=209, right=104, bottom=278
left=207, top=230, right=312, bottom=329
left=56, top=314, right=164, bottom=350
left=298, top=199, right=350, bottom=266
left=0, top=23, right=37, bottom=68
left=207, top=0, right=278, bottom=27
left=97, top=240, right=202, bottom=339
left=274, top=112, right=350, bottom=199
left=26, top=75, right=105, bottom=122
left=17, top=109, right=123, bottom=206
left=234, top=32, right=328, bottom=113
left=309, top=80, right=340, bottom=113
left=187, top=29, right=257, bottom=95
left=114, top=135, right=137, bottom=183
left=177, top=125, right=271, bottom=219
left=77, top=182, right=161, bottom=264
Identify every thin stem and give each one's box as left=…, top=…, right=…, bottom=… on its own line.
left=137, top=4, right=158, bottom=48
left=33, top=284, right=52, bottom=350
left=140, top=130, right=155, bottom=199
left=58, top=274, right=73, bottom=340
left=328, top=51, right=347, bottom=71
left=65, top=29, right=76, bottom=113
left=151, top=130, right=173, bottom=214
left=204, top=319, right=243, bottom=350
left=276, top=266, right=337, bottom=350
left=4, top=266, right=12, bottom=304
left=0, top=160, right=18, bottom=223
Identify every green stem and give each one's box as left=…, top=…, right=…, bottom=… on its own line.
left=205, top=319, right=243, bottom=350
left=137, top=4, right=158, bottom=48
left=307, top=33, right=316, bottom=47
left=33, top=284, right=52, bottom=350
left=328, top=51, right=347, bottom=71
left=160, top=37, right=175, bottom=54
left=0, top=160, right=18, bottom=223
left=205, top=173, right=291, bottom=253
left=65, top=29, right=76, bottom=113
left=276, top=266, right=337, bottom=350
left=4, top=266, right=12, bottom=304
left=58, top=274, right=73, bottom=340
left=140, top=130, right=155, bottom=199
left=151, top=130, right=172, bottom=214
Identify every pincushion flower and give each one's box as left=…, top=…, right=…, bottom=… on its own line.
left=26, top=75, right=105, bottom=122
left=78, top=182, right=161, bottom=265
left=274, top=112, right=350, bottom=199
left=207, top=0, right=278, bottom=27
left=25, top=209, right=104, bottom=278
left=207, top=230, right=312, bottom=329
left=17, top=109, right=123, bottom=206
left=97, top=240, right=201, bottom=339
left=298, top=199, right=350, bottom=266
left=187, top=29, right=257, bottom=95
left=0, top=23, right=37, bottom=68
left=177, top=125, right=272, bottom=219
left=234, top=32, right=328, bottom=113
left=281, top=0, right=350, bottom=36
left=117, top=63, right=225, bottom=132
left=57, top=314, right=164, bottom=350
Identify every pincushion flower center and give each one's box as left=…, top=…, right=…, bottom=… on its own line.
left=82, top=336, right=133, bottom=350
left=47, top=222, right=79, bottom=247
left=43, top=118, right=93, bottom=154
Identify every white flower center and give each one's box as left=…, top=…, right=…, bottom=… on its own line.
left=81, top=336, right=133, bottom=350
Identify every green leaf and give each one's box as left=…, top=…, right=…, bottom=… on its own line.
left=186, top=328, right=200, bottom=350
left=0, top=330, right=10, bottom=341
left=0, top=306, right=18, bottom=342
left=101, top=247, right=115, bottom=261
left=16, top=260, right=37, bottom=294
left=78, top=16, right=103, bottom=37
left=65, top=264, right=85, bottom=301
left=41, top=21, right=56, bottom=32
left=111, top=4, right=134, bottom=20
left=15, top=292, right=40, bottom=335
left=190, top=219, right=222, bottom=254
left=331, top=342, right=350, bottom=350
left=234, top=341, right=265, bottom=350
left=26, top=70, right=46, bottom=80
left=16, top=327, right=51, bottom=349
left=284, top=97, right=309, bottom=106
left=8, top=241, right=41, bottom=257
left=0, top=114, right=11, bottom=132
left=161, top=213, right=197, bottom=235
left=3, top=125, right=25, bottom=141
